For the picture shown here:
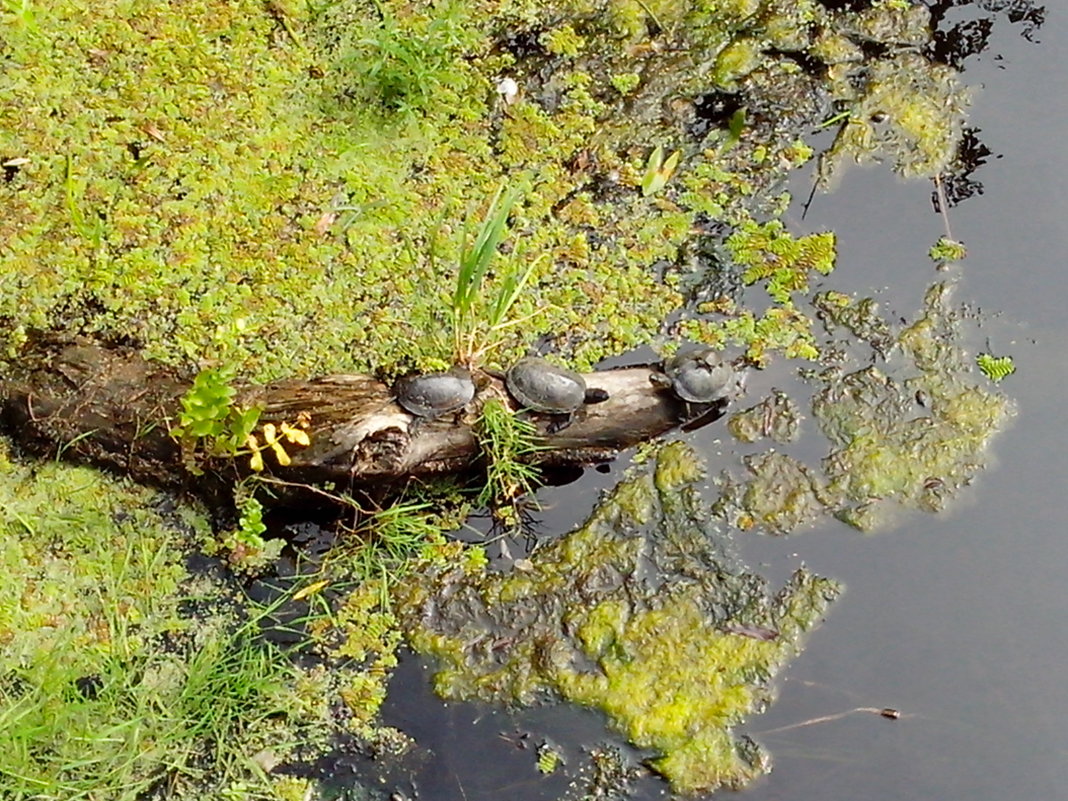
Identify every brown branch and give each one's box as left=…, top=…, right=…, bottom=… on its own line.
left=0, top=338, right=721, bottom=506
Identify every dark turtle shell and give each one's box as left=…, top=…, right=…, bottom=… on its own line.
left=505, top=357, right=588, bottom=414
left=393, top=368, right=475, bottom=418
left=653, top=348, right=737, bottom=403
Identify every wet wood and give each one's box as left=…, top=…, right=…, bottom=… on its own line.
left=0, top=339, right=722, bottom=504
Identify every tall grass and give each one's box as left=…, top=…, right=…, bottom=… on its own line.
left=0, top=585, right=303, bottom=800
left=450, top=185, right=543, bottom=367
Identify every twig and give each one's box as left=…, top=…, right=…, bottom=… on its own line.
left=756, top=706, right=906, bottom=735
left=933, top=173, right=955, bottom=242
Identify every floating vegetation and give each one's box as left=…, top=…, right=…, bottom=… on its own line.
left=0, top=0, right=983, bottom=377
left=718, top=283, right=1016, bottom=533
left=929, top=236, right=969, bottom=264
left=728, top=389, right=803, bottom=444
left=397, top=442, right=840, bottom=794
left=0, top=0, right=1027, bottom=797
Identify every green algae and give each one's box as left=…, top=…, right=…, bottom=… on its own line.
left=397, top=442, right=840, bottom=793
left=728, top=390, right=802, bottom=444
left=718, top=283, right=1015, bottom=534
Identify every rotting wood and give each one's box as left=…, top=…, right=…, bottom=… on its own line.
left=0, top=338, right=725, bottom=505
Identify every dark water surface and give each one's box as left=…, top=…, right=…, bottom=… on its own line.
left=378, top=9, right=1068, bottom=801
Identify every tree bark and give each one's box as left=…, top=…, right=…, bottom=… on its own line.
left=0, top=339, right=722, bottom=505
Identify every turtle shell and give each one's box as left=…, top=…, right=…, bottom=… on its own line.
left=393, top=369, right=475, bottom=418
left=660, top=349, right=736, bottom=403
left=505, top=357, right=587, bottom=414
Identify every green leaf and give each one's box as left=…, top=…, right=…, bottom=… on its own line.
left=641, top=146, right=665, bottom=196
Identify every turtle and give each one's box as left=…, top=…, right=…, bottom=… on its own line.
left=393, top=367, right=476, bottom=419
left=504, top=357, right=609, bottom=428
left=650, top=348, right=740, bottom=404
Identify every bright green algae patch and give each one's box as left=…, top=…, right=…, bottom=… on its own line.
left=397, top=442, right=840, bottom=794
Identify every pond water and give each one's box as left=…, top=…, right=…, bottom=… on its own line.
left=373, top=8, right=1068, bottom=801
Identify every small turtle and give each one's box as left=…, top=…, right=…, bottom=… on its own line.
left=393, top=368, right=475, bottom=419
left=650, top=348, right=740, bottom=404
left=504, top=357, right=608, bottom=427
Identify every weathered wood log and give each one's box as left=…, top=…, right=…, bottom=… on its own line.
left=0, top=338, right=724, bottom=504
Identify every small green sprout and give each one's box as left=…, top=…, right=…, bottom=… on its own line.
left=641, top=145, right=682, bottom=197
left=171, top=367, right=310, bottom=473
left=536, top=740, right=563, bottom=774
left=213, top=494, right=285, bottom=573
left=976, top=352, right=1015, bottom=383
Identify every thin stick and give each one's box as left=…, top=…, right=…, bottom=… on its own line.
left=933, top=173, right=955, bottom=241
left=757, top=706, right=906, bottom=735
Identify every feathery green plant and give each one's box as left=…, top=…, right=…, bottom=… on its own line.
left=976, top=352, right=1015, bottom=383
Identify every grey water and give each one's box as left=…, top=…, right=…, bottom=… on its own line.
left=376, top=7, right=1068, bottom=801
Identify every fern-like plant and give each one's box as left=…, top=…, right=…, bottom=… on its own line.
left=976, top=352, right=1015, bottom=383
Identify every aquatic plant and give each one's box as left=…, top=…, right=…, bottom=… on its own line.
left=929, top=236, right=968, bottom=264
left=205, top=492, right=286, bottom=574
left=976, top=352, right=1016, bottom=383
left=0, top=0, right=977, bottom=380
left=448, top=185, right=545, bottom=368
left=397, top=442, right=840, bottom=794
left=717, top=283, right=1016, bottom=533
left=474, top=397, right=544, bottom=513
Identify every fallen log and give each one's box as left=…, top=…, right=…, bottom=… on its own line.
left=0, top=338, right=726, bottom=504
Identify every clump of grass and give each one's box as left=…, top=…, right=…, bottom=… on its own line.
left=475, top=397, right=543, bottom=512
left=0, top=440, right=380, bottom=800
left=0, top=560, right=302, bottom=801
